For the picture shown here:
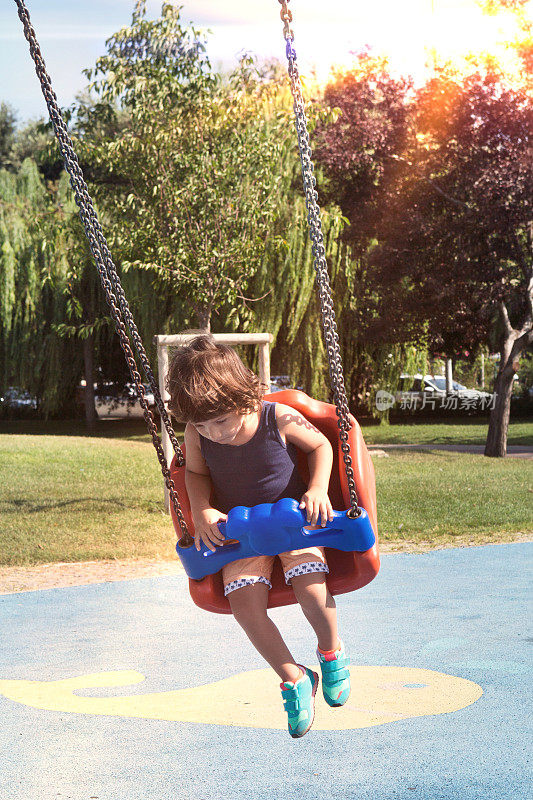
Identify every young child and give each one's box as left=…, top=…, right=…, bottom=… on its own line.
left=166, top=335, right=350, bottom=738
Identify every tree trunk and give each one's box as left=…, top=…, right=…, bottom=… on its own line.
left=82, top=332, right=97, bottom=430
left=486, top=222, right=532, bottom=456
left=195, top=305, right=211, bottom=332
left=484, top=298, right=532, bottom=457
left=484, top=358, right=515, bottom=457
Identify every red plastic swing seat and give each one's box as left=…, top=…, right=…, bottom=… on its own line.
left=169, top=390, right=380, bottom=614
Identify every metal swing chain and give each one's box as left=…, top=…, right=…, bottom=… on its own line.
left=278, top=0, right=361, bottom=517
left=14, top=0, right=192, bottom=544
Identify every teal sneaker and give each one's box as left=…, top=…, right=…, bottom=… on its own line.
left=317, top=641, right=351, bottom=707
left=280, top=666, right=319, bottom=738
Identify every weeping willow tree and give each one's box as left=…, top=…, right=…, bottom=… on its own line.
left=0, top=159, right=82, bottom=417
left=242, top=196, right=426, bottom=418
left=51, top=173, right=190, bottom=424
left=0, top=148, right=193, bottom=420
left=0, top=159, right=112, bottom=419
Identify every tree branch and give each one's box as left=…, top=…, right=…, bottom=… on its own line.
left=235, top=288, right=273, bottom=302
left=390, top=154, right=471, bottom=209
left=498, top=300, right=514, bottom=337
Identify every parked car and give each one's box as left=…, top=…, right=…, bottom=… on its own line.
left=80, top=381, right=156, bottom=418
left=395, top=374, right=493, bottom=414
left=428, top=376, right=493, bottom=404
left=0, top=386, right=38, bottom=418
left=269, top=375, right=292, bottom=393
left=0, top=387, right=38, bottom=409
left=269, top=375, right=303, bottom=394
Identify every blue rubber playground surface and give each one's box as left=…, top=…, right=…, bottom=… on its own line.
left=1, top=542, right=531, bottom=800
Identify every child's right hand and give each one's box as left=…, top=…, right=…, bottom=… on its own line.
left=192, top=507, right=228, bottom=552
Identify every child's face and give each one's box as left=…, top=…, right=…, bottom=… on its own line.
left=193, top=409, right=248, bottom=445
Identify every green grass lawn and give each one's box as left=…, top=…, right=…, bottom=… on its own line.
left=0, top=417, right=165, bottom=443
left=361, top=418, right=532, bottom=446
left=0, top=434, right=172, bottom=565
left=2, top=416, right=531, bottom=445
left=373, top=449, right=531, bottom=548
left=0, top=417, right=531, bottom=566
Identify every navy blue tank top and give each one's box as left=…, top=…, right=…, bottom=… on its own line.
left=199, top=401, right=307, bottom=514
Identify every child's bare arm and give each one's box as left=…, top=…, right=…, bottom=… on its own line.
left=184, top=424, right=227, bottom=551
left=275, top=404, right=334, bottom=527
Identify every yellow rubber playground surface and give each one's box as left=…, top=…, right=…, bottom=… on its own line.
left=0, top=664, right=482, bottom=731
left=0, top=543, right=530, bottom=800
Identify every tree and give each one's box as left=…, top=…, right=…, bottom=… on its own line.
left=392, top=67, right=532, bottom=456
left=314, top=53, right=532, bottom=445
left=312, top=55, right=434, bottom=413
left=0, top=160, right=83, bottom=417
left=314, top=54, right=415, bottom=259
left=49, top=176, right=113, bottom=427
left=1, top=158, right=131, bottom=422
left=77, top=2, right=292, bottom=332
left=8, top=118, right=58, bottom=178
left=0, top=103, right=17, bottom=169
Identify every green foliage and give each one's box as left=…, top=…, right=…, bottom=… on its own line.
left=8, top=118, right=56, bottom=175
left=79, top=3, right=293, bottom=330
left=246, top=199, right=342, bottom=401
left=0, top=159, right=82, bottom=416
left=0, top=106, right=59, bottom=178
left=0, top=103, right=17, bottom=169
left=4, top=2, right=424, bottom=421
left=8, top=2, right=493, bottom=425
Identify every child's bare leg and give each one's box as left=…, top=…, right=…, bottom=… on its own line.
left=290, top=572, right=339, bottom=652
left=228, top=583, right=302, bottom=683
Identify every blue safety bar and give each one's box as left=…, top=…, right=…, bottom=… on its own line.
left=176, top=497, right=375, bottom=579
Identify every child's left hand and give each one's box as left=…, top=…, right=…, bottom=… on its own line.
left=299, top=486, right=334, bottom=527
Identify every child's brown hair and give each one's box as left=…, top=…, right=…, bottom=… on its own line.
left=166, top=335, right=266, bottom=422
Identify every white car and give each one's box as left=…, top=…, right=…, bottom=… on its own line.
left=0, top=387, right=38, bottom=409
left=396, top=374, right=492, bottom=412
left=427, top=375, right=492, bottom=402
left=94, top=382, right=156, bottom=418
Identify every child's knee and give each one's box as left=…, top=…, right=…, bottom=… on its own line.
left=291, top=571, right=327, bottom=595
left=292, top=573, right=335, bottom=609
left=228, top=583, right=269, bottom=625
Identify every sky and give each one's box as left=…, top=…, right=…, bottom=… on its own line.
left=1, top=0, right=532, bottom=123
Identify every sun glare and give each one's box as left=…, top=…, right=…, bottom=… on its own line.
left=423, top=1, right=531, bottom=76
left=307, top=0, right=533, bottom=86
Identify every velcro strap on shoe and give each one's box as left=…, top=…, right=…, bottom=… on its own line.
left=321, top=658, right=350, bottom=677
left=283, top=698, right=300, bottom=713
left=326, top=669, right=349, bottom=685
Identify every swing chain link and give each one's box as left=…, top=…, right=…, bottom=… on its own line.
left=278, top=0, right=294, bottom=40
left=14, top=0, right=193, bottom=545
left=278, top=0, right=361, bottom=517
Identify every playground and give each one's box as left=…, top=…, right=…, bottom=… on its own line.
left=1, top=1, right=532, bottom=798
left=1, top=542, right=531, bottom=800
left=1, top=415, right=531, bottom=798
